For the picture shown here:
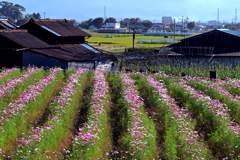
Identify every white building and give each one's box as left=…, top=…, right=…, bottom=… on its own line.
left=208, top=20, right=218, bottom=25
left=162, top=17, right=173, bottom=25
left=119, top=28, right=127, bottom=33
left=106, top=23, right=120, bottom=29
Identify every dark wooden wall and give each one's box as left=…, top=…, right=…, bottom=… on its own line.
left=22, top=50, right=68, bottom=69
left=0, top=49, right=22, bottom=68
left=172, top=30, right=240, bottom=54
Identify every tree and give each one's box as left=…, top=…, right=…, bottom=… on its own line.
left=120, top=20, right=128, bottom=28
left=105, top=17, right=116, bottom=23
left=25, top=13, right=41, bottom=19
left=187, top=22, right=195, bottom=31
left=142, top=20, right=153, bottom=29
left=225, top=24, right=236, bottom=30
left=16, top=18, right=28, bottom=26
left=68, top=19, right=76, bottom=26
left=236, top=23, right=240, bottom=29
left=77, top=21, right=88, bottom=29
left=168, top=23, right=175, bottom=31
left=32, top=12, right=41, bottom=19
left=123, top=18, right=130, bottom=24
left=25, top=14, right=32, bottom=19
left=129, top=17, right=141, bottom=26
left=93, top=17, right=104, bottom=29
left=131, top=26, right=139, bottom=31
left=142, top=27, right=149, bottom=32
left=0, top=1, right=26, bottom=20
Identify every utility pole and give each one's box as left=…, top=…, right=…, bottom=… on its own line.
left=133, top=32, right=135, bottom=51
left=44, top=12, right=45, bottom=19
left=182, top=15, right=184, bottom=39
left=174, top=19, right=175, bottom=43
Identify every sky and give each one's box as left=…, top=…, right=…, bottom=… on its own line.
left=8, top=0, right=240, bottom=23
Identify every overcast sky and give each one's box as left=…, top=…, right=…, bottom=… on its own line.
left=8, top=0, right=240, bottom=23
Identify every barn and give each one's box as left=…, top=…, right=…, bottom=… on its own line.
left=0, top=19, right=118, bottom=72
left=170, top=29, right=240, bottom=54
left=160, top=29, right=240, bottom=68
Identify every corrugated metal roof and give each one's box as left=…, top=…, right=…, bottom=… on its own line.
left=19, top=19, right=91, bottom=37
left=0, top=31, right=52, bottom=48
left=0, top=19, right=17, bottom=30
left=30, top=44, right=117, bottom=62
left=41, top=26, right=61, bottom=36
left=217, top=29, right=240, bottom=38
left=80, top=44, right=100, bottom=53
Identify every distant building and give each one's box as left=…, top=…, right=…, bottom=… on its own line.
left=119, top=28, right=127, bottom=33
left=106, top=23, right=120, bottom=29
left=98, top=28, right=119, bottom=33
left=175, top=25, right=183, bottom=31
left=162, top=17, right=173, bottom=25
left=149, top=23, right=165, bottom=31
left=208, top=20, right=218, bottom=25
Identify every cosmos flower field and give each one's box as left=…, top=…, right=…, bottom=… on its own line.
left=0, top=67, right=240, bottom=159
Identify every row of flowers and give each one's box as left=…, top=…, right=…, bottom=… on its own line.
left=13, top=69, right=85, bottom=159
left=186, top=77, right=240, bottom=125
left=0, top=68, right=19, bottom=79
left=71, top=70, right=112, bottom=159
left=171, top=78, right=240, bottom=159
left=147, top=74, right=209, bottom=159
left=0, top=68, right=63, bottom=158
left=0, top=67, right=42, bottom=98
left=120, top=73, right=157, bottom=159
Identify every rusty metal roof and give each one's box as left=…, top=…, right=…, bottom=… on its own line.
left=19, top=19, right=91, bottom=37
left=0, top=30, right=52, bottom=48
left=30, top=44, right=117, bottom=62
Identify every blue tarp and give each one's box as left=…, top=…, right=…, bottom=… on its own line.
left=90, top=55, right=105, bottom=62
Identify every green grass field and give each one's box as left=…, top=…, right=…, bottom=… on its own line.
left=83, top=30, right=188, bottom=52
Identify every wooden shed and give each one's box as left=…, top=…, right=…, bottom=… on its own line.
left=0, top=19, right=118, bottom=72
left=19, top=18, right=91, bottom=44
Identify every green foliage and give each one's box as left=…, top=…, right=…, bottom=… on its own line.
left=25, top=13, right=41, bottom=19
left=78, top=18, right=93, bottom=29
left=189, top=80, right=240, bottom=125
left=163, top=78, right=239, bottom=159
left=187, top=22, right=195, bottom=30
left=93, top=17, right=104, bottom=29
left=16, top=18, right=28, bottom=26
left=105, top=17, right=117, bottom=23
left=0, top=69, right=64, bottom=157
left=0, top=68, right=21, bottom=85
left=0, top=1, right=26, bottom=19
left=225, top=24, right=236, bottom=30
left=142, top=20, right=153, bottom=29
left=120, top=20, right=128, bottom=28
left=67, top=19, right=77, bottom=26
left=0, top=68, right=45, bottom=112
left=129, top=17, right=141, bottom=26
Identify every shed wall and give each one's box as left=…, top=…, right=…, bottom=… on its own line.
left=22, top=50, right=68, bottom=69
left=0, top=49, right=22, bottom=68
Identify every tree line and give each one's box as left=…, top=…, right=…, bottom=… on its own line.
left=78, top=17, right=154, bottom=32
left=0, top=1, right=42, bottom=25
